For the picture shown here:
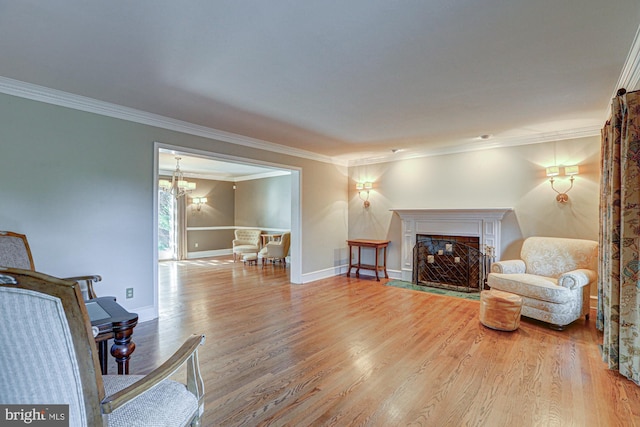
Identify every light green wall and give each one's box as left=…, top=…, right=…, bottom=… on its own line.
left=0, top=93, right=349, bottom=318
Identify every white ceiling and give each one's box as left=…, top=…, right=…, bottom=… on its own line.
left=1, top=1, right=639, bottom=164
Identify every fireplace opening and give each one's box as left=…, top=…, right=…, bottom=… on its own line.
left=412, top=235, right=489, bottom=293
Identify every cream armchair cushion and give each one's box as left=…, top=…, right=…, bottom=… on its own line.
left=487, top=236, right=598, bottom=329
left=259, top=232, right=290, bottom=267
left=232, top=229, right=261, bottom=261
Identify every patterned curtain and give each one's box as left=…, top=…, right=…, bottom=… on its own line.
left=598, top=88, right=640, bottom=386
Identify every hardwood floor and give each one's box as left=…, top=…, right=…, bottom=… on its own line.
left=122, top=257, right=640, bottom=426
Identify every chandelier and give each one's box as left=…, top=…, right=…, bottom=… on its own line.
left=159, top=157, right=196, bottom=198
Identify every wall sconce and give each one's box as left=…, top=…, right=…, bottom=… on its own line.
left=192, top=197, right=207, bottom=211
left=546, top=165, right=579, bottom=203
left=356, top=182, right=373, bottom=208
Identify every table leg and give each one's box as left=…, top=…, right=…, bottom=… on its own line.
left=99, top=340, right=108, bottom=375
left=347, top=244, right=352, bottom=277
left=375, top=247, right=380, bottom=281
left=356, top=246, right=361, bottom=277
left=111, top=325, right=136, bottom=375
left=383, top=246, right=389, bottom=279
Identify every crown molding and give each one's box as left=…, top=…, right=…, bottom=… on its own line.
left=0, top=76, right=345, bottom=167
left=233, top=170, right=292, bottom=182
left=613, top=24, right=640, bottom=96
left=604, top=23, right=640, bottom=121
left=348, top=125, right=601, bottom=166
left=159, top=168, right=290, bottom=182
left=3, top=28, right=639, bottom=172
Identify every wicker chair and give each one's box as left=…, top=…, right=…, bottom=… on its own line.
left=0, top=231, right=102, bottom=300
left=0, top=268, right=205, bottom=426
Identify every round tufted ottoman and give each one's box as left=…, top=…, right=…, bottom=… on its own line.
left=480, top=289, right=523, bottom=331
left=243, top=253, right=258, bottom=266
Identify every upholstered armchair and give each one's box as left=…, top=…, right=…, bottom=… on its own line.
left=232, top=229, right=262, bottom=262
left=0, top=231, right=102, bottom=300
left=259, top=232, right=291, bottom=268
left=487, top=236, right=598, bottom=329
left=0, top=268, right=205, bottom=427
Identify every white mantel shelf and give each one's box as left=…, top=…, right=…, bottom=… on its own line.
left=390, top=208, right=512, bottom=282
left=390, top=208, right=512, bottom=218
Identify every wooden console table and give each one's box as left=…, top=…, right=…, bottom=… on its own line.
left=346, top=239, right=390, bottom=281
left=260, top=233, right=282, bottom=248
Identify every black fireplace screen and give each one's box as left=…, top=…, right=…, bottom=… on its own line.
left=412, top=236, right=488, bottom=292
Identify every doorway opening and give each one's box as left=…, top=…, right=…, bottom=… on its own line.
left=153, top=142, right=302, bottom=318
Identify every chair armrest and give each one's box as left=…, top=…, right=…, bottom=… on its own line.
left=490, top=260, right=525, bottom=274
left=63, top=275, right=102, bottom=300
left=557, top=269, right=596, bottom=290
left=265, top=242, right=284, bottom=257
left=233, top=239, right=250, bottom=245
left=101, top=334, right=205, bottom=414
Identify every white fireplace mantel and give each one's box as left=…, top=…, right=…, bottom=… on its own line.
left=390, top=208, right=512, bottom=282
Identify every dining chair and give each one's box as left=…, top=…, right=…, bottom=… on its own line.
left=0, top=267, right=205, bottom=426
left=0, top=231, right=102, bottom=300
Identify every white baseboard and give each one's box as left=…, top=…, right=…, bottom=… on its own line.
left=351, top=268, right=403, bottom=280
left=300, top=264, right=402, bottom=284
left=187, top=249, right=233, bottom=259
left=301, top=265, right=349, bottom=283
left=134, top=305, right=158, bottom=323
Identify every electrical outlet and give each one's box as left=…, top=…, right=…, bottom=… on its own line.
left=126, top=288, right=133, bottom=299
left=194, top=242, right=198, bottom=248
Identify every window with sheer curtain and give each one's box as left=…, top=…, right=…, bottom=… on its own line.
left=158, top=188, right=176, bottom=261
